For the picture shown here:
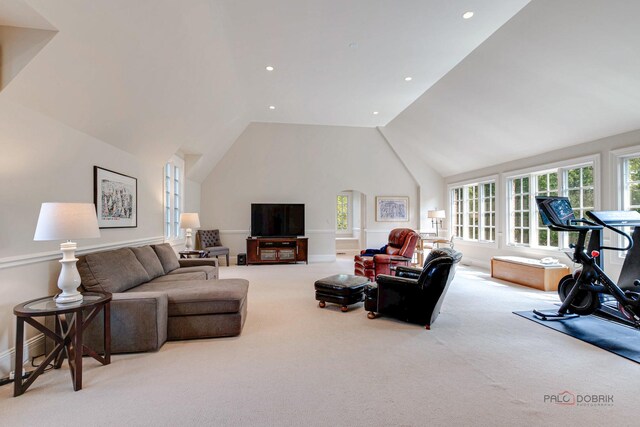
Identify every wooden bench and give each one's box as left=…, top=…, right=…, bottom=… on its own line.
left=491, top=256, right=570, bottom=291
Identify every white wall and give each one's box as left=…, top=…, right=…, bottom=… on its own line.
left=0, top=25, right=56, bottom=90
left=200, top=122, right=419, bottom=262
left=445, top=128, right=640, bottom=279
left=0, top=100, right=165, bottom=375
left=185, top=179, right=201, bottom=213
left=378, top=125, right=445, bottom=232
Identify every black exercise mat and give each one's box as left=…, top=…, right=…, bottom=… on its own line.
left=514, top=310, right=640, bottom=364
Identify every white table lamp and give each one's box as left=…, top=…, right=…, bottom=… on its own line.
left=427, top=209, right=446, bottom=236
left=179, top=213, right=200, bottom=250
left=34, top=203, right=100, bottom=304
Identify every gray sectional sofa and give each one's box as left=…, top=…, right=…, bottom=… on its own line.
left=77, top=243, right=249, bottom=353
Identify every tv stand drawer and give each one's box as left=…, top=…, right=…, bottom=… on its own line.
left=260, top=250, right=277, bottom=261
left=279, top=249, right=295, bottom=260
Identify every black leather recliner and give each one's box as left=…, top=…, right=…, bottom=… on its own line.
left=364, top=247, right=462, bottom=329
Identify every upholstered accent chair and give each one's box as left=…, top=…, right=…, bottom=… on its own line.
left=354, top=228, right=420, bottom=281
left=364, top=247, right=462, bottom=329
left=196, top=229, right=230, bottom=266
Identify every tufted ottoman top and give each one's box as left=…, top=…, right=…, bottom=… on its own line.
left=314, top=274, right=369, bottom=296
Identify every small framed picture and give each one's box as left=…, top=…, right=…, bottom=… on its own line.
left=376, top=196, right=409, bottom=222
left=94, top=166, right=137, bottom=228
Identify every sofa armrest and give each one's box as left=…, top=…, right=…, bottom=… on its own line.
left=179, top=258, right=219, bottom=268
left=83, top=291, right=168, bottom=354
left=372, top=254, right=392, bottom=264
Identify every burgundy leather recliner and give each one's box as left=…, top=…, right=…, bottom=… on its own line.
left=354, top=228, right=419, bottom=281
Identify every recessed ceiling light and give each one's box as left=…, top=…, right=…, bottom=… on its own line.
left=463, top=11, right=474, bottom=19
left=373, top=111, right=379, bottom=115
left=404, top=76, right=413, bottom=81
left=266, top=66, right=274, bottom=71
left=349, top=42, right=358, bottom=49
left=269, top=105, right=276, bottom=110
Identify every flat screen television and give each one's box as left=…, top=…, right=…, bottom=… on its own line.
left=251, top=203, right=305, bottom=237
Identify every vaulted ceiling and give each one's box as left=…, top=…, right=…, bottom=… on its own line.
left=2, top=0, right=639, bottom=182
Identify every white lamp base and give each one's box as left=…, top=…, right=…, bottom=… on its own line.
left=55, top=241, right=83, bottom=304
left=185, top=228, right=193, bottom=250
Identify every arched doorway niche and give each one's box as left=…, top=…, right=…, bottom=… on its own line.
left=335, top=189, right=366, bottom=256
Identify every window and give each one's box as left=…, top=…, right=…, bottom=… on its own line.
left=467, top=185, right=479, bottom=240
left=567, top=165, right=595, bottom=220
left=511, top=176, right=530, bottom=245
left=616, top=153, right=640, bottom=256
left=507, top=161, right=595, bottom=248
left=535, top=172, right=559, bottom=247
left=481, top=182, right=496, bottom=241
left=452, top=187, right=464, bottom=239
left=450, top=179, right=496, bottom=242
left=336, top=194, right=349, bottom=233
left=622, top=156, right=640, bottom=212
left=173, top=165, right=180, bottom=238
left=165, top=164, right=171, bottom=238
left=164, top=157, right=184, bottom=240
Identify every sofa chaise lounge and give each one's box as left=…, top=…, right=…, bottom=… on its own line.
left=77, top=243, right=249, bottom=353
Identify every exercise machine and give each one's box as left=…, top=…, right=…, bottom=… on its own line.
left=533, top=196, right=640, bottom=329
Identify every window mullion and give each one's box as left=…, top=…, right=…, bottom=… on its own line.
left=480, top=185, right=484, bottom=242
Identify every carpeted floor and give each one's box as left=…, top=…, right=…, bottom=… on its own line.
left=1, top=257, right=638, bottom=426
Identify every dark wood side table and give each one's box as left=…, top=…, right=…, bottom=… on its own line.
left=13, top=292, right=112, bottom=396
left=179, top=250, right=209, bottom=259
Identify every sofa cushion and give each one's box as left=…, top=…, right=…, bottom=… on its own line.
left=152, top=243, right=180, bottom=274
left=131, top=245, right=165, bottom=280
left=149, top=271, right=207, bottom=283
left=167, top=303, right=246, bottom=340
left=170, top=266, right=217, bottom=280
left=130, top=279, right=249, bottom=316
left=80, top=248, right=151, bottom=293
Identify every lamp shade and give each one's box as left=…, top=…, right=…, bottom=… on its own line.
left=34, top=203, right=100, bottom=241
left=427, top=209, right=446, bottom=219
left=179, top=213, right=201, bottom=229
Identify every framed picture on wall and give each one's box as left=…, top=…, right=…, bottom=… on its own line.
left=94, top=166, right=137, bottom=228
left=375, top=196, right=409, bottom=222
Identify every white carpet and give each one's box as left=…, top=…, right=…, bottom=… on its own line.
left=0, top=258, right=638, bottom=426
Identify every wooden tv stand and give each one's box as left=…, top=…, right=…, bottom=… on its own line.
left=246, top=237, right=308, bottom=265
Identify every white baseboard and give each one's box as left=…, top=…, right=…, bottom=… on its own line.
left=336, top=249, right=359, bottom=256
left=0, top=334, right=45, bottom=377
left=460, top=256, right=491, bottom=270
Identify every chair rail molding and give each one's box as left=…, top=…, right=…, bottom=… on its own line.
left=0, top=236, right=165, bottom=270
left=219, top=229, right=335, bottom=235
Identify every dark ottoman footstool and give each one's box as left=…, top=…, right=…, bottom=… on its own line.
left=314, top=274, right=369, bottom=312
